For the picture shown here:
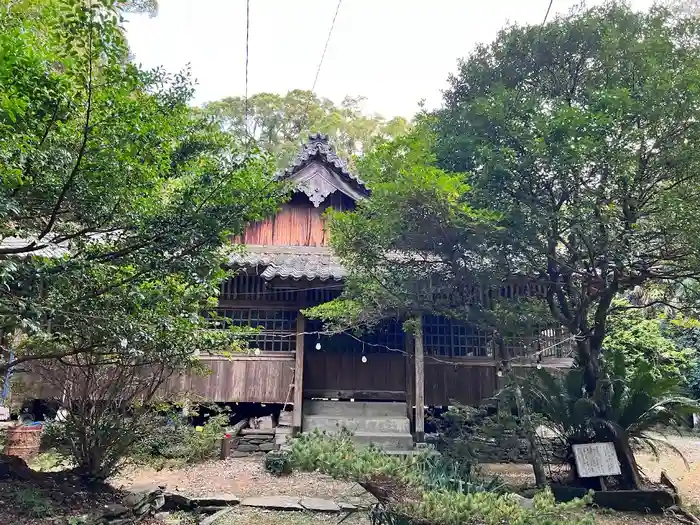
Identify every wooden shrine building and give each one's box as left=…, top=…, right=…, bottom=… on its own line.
left=165, top=133, right=572, bottom=439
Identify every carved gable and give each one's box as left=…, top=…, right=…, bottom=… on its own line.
left=290, top=161, right=366, bottom=207
left=279, top=133, right=368, bottom=207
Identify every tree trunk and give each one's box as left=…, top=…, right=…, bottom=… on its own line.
left=576, top=337, right=601, bottom=394
left=613, top=431, right=642, bottom=489
left=513, top=383, right=548, bottom=487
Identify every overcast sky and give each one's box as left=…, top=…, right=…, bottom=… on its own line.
left=124, top=0, right=656, bottom=119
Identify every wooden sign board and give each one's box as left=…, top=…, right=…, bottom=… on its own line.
left=572, top=442, right=621, bottom=478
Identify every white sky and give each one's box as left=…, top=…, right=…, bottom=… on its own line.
left=125, top=0, right=656, bottom=118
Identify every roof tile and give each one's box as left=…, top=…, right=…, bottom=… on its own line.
left=229, top=245, right=346, bottom=282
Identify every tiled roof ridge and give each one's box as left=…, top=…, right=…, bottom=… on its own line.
left=278, top=132, right=366, bottom=187
left=228, top=243, right=346, bottom=282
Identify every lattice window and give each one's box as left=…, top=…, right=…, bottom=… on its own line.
left=423, top=315, right=491, bottom=358
left=423, top=315, right=452, bottom=356
left=304, top=318, right=405, bottom=354
left=216, top=308, right=298, bottom=352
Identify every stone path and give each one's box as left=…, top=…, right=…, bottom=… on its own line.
left=156, top=490, right=368, bottom=522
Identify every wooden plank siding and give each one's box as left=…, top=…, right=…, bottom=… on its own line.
left=424, top=359, right=499, bottom=406
left=303, top=352, right=407, bottom=401
left=238, top=193, right=355, bottom=247
left=163, top=354, right=295, bottom=404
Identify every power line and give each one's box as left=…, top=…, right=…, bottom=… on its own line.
left=541, top=0, right=554, bottom=27
left=301, top=0, right=343, bottom=132
left=311, top=0, right=342, bottom=95
left=244, top=0, right=251, bottom=134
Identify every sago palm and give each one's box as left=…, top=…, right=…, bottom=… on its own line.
left=519, top=355, right=699, bottom=480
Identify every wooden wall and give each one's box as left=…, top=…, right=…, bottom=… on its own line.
left=424, top=359, right=499, bottom=406
left=303, top=352, right=407, bottom=401
left=239, top=193, right=354, bottom=247
left=163, top=354, right=295, bottom=404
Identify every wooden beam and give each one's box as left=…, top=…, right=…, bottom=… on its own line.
left=405, top=329, right=415, bottom=427
left=292, top=313, right=305, bottom=432
left=303, top=389, right=406, bottom=401
left=414, top=316, right=425, bottom=443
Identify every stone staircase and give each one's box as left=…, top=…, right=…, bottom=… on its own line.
left=302, top=400, right=414, bottom=453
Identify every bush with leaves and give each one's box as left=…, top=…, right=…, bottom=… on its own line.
left=133, top=410, right=229, bottom=466
left=435, top=403, right=565, bottom=466
left=603, top=303, right=696, bottom=384
left=264, top=450, right=292, bottom=477
left=290, top=430, right=592, bottom=525
left=518, top=358, right=699, bottom=487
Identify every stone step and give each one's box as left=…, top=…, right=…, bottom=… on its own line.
left=349, top=431, right=414, bottom=450
left=303, top=400, right=407, bottom=418
left=303, top=415, right=410, bottom=434
left=384, top=449, right=440, bottom=456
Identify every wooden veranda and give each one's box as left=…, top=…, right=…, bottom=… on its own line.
left=161, top=133, right=573, bottom=437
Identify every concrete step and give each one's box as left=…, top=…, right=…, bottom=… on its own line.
left=351, top=431, right=414, bottom=450
left=303, top=400, right=407, bottom=418
left=303, top=415, right=410, bottom=434
left=384, top=449, right=440, bottom=456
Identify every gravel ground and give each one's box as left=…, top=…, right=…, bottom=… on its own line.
left=113, top=456, right=372, bottom=503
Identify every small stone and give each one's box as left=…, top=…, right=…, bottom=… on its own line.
left=231, top=451, right=250, bottom=457
left=123, top=491, right=149, bottom=507
left=510, top=494, right=533, bottom=509
left=241, top=495, right=303, bottom=510
left=102, top=503, right=130, bottom=518
left=257, top=415, right=274, bottom=429
left=199, top=508, right=234, bottom=525
left=236, top=444, right=259, bottom=452
left=278, top=411, right=293, bottom=426
left=338, top=502, right=357, bottom=511
left=196, top=505, right=227, bottom=513
left=153, top=493, right=165, bottom=511
left=344, top=496, right=374, bottom=508
left=192, top=494, right=240, bottom=507
left=162, top=492, right=194, bottom=511
left=300, top=498, right=341, bottom=512
left=258, top=442, right=278, bottom=451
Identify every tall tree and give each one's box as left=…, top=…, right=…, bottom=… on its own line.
left=309, top=2, right=700, bottom=488
left=431, top=1, right=700, bottom=394
left=202, top=90, right=409, bottom=168
left=0, top=0, right=283, bottom=375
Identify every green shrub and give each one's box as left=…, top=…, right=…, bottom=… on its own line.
left=290, top=431, right=592, bottom=525
left=264, top=450, right=292, bottom=476
left=7, top=486, right=55, bottom=518
left=398, top=488, right=593, bottom=525
left=134, top=412, right=229, bottom=465
left=415, top=453, right=505, bottom=495
left=435, top=404, right=549, bottom=465
left=521, top=363, right=699, bottom=465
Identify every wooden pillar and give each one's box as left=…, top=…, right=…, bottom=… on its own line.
left=414, top=316, right=425, bottom=443
left=292, top=313, right=305, bottom=432
left=405, top=329, right=415, bottom=428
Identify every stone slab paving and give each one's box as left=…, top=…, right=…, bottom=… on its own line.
left=157, top=490, right=363, bottom=517
left=300, top=497, right=341, bottom=512
left=192, top=494, right=241, bottom=507
left=239, top=495, right=304, bottom=510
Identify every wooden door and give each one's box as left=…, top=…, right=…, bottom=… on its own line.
left=302, top=322, right=407, bottom=401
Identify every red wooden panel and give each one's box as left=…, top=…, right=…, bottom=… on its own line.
left=239, top=192, right=354, bottom=247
